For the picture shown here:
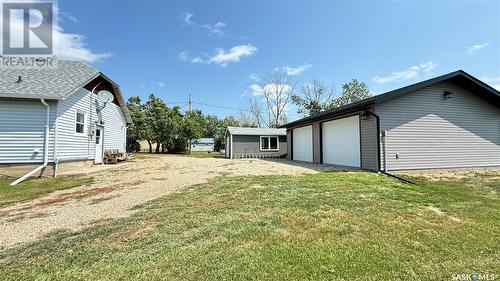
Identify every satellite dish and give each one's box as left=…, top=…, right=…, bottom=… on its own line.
left=97, top=90, right=114, bottom=104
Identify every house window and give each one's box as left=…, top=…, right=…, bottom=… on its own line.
left=260, top=136, right=279, bottom=151
left=75, top=110, right=86, bottom=135
left=95, top=128, right=101, bottom=144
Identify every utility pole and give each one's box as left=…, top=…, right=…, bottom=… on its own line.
left=187, top=93, right=192, bottom=154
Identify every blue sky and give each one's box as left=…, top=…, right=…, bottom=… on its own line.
left=56, top=0, right=500, bottom=121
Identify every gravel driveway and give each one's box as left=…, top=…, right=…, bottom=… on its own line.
left=0, top=154, right=333, bottom=249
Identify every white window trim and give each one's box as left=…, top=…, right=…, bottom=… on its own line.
left=75, top=109, right=87, bottom=136
left=260, top=136, right=279, bottom=151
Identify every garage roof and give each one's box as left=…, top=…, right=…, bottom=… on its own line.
left=227, top=127, right=287, bottom=136
left=281, top=70, right=500, bottom=128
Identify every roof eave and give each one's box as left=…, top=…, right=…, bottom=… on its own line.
left=0, top=93, right=62, bottom=100
left=280, top=98, right=376, bottom=128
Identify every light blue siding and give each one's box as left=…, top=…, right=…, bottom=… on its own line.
left=0, top=99, right=57, bottom=164
left=97, top=97, right=127, bottom=153
left=0, top=87, right=127, bottom=165
left=56, top=88, right=93, bottom=160
left=56, top=88, right=127, bottom=161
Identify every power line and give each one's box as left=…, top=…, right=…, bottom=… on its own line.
left=191, top=100, right=301, bottom=116
left=192, top=101, right=249, bottom=112
left=165, top=101, right=186, bottom=105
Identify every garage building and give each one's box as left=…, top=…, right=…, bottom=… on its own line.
left=282, top=70, right=500, bottom=171
left=225, top=127, right=287, bottom=159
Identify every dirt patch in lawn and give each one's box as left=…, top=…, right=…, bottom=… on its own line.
left=400, top=168, right=500, bottom=182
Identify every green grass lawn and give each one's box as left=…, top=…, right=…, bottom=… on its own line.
left=0, top=171, right=498, bottom=280
left=0, top=176, right=94, bottom=208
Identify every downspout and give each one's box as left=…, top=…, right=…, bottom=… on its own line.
left=54, top=101, right=60, bottom=177
left=364, top=111, right=381, bottom=172
left=89, top=82, right=102, bottom=158
left=11, top=99, right=50, bottom=186
left=364, top=110, right=414, bottom=185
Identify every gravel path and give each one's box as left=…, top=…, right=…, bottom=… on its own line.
left=0, top=155, right=333, bottom=249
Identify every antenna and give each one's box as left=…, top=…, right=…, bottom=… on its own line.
left=96, top=90, right=114, bottom=113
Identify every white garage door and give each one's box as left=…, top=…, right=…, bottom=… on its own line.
left=293, top=125, right=313, bottom=162
left=322, top=115, right=360, bottom=167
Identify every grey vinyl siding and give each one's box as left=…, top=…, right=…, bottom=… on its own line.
left=225, top=136, right=230, bottom=158
left=376, top=81, right=500, bottom=170
left=312, top=121, right=321, bottom=164
left=56, top=88, right=127, bottom=161
left=0, top=99, right=57, bottom=164
left=231, top=135, right=287, bottom=158
left=286, top=130, right=292, bottom=160
left=360, top=110, right=378, bottom=171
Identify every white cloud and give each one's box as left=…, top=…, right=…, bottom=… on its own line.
left=190, top=56, right=205, bottom=64
left=60, top=11, right=78, bottom=23
left=467, top=42, right=489, bottom=55
left=141, top=82, right=166, bottom=89
left=204, top=22, right=226, bottom=36
left=178, top=50, right=189, bottom=61
left=372, top=61, right=437, bottom=83
left=0, top=5, right=111, bottom=62
left=182, top=44, right=257, bottom=66
left=182, top=13, right=227, bottom=37
left=208, top=44, right=257, bottom=66
left=183, top=13, right=194, bottom=25
left=279, top=63, right=312, bottom=76
left=249, top=73, right=260, bottom=82
left=249, top=83, right=292, bottom=97
left=482, top=76, right=500, bottom=90
left=419, top=61, right=437, bottom=72
left=249, top=84, right=264, bottom=96
left=54, top=30, right=112, bottom=62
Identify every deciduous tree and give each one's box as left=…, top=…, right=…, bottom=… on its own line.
left=331, top=79, right=371, bottom=108
left=291, top=80, right=334, bottom=116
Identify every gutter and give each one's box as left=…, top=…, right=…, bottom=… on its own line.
left=364, top=110, right=414, bottom=185
left=11, top=99, right=51, bottom=186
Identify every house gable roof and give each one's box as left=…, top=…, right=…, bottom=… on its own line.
left=0, top=60, right=132, bottom=124
left=281, top=70, right=500, bottom=128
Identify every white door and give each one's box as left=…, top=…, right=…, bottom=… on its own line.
left=95, top=127, right=103, bottom=164
left=322, top=115, right=360, bottom=167
left=293, top=125, right=313, bottom=162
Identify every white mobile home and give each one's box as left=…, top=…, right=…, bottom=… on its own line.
left=191, top=138, right=215, bottom=152
left=0, top=60, right=132, bottom=182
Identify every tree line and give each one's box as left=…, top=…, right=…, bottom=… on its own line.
left=126, top=94, right=246, bottom=153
